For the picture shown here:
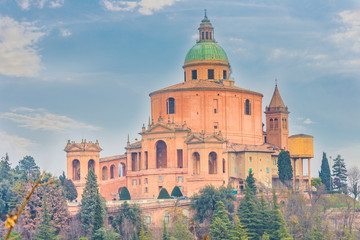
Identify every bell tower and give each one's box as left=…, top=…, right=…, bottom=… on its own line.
left=265, top=83, right=289, bottom=150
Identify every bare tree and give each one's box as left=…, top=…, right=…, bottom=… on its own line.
left=347, top=166, right=360, bottom=233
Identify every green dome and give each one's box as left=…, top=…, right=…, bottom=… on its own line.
left=184, top=40, right=229, bottom=64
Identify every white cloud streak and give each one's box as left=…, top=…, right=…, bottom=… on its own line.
left=101, top=0, right=180, bottom=15
left=60, top=29, right=71, bottom=37
left=0, top=131, right=36, bottom=163
left=0, top=15, right=45, bottom=77
left=16, top=0, right=64, bottom=10
left=0, top=107, right=100, bottom=132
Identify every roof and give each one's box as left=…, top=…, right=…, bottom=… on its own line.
left=150, top=79, right=263, bottom=96
left=225, top=142, right=281, bottom=154
left=100, top=155, right=126, bottom=163
left=64, top=140, right=102, bottom=152
left=126, top=141, right=142, bottom=150
left=265, top=85, right=289, bottom=113
left=269, top=86, right=285, bottom=108
left=289, top=134, right=313, bottom=138
left=184, top=41, right=228, bottom=64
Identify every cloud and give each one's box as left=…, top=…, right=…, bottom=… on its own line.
left=49, top=0, right=64, bottom=8
left=0, top=107, right=100, bottom=132
left=101, top=0, right=180, bottom=15
left=0, top=131, right=36, bottom=163
left=16, top=0, right=64, bottom=10
left=332, top=9, right=360, bottom=53
left=0, top=15, right=45, bottom=77
left=102, top=0, right=137, bottom=11
left=303, top=118, right=314, bottom=124
left=60, top=29, right=71, bottom=37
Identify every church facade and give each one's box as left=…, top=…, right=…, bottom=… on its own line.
left=65, top=14, right=313, bottom=202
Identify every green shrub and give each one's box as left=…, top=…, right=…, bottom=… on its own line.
left=119, top=187, right=131, bottom=200
left=158, top=188, right=171, bottom=199
left=171, top=186, right=183, bottom=197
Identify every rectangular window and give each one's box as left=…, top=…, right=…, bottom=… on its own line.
left=208, top=69, right=214, bottom=79
left=234, top=167, right=237, bottom=173
left=138, top=152, right=141, bottom=171
left=145, top=178, right=148, bottom=184
left=178, top=176, right=183, bottom=183
left=145, top=187, right=148, bottom=193
left=223, top=70, right=227, bottom=79
left=249, top=157, right=252, bottom=162
left=139, top=179, right=141, bottom=185
left=206, top=32, right=208, bottom=39
left=213, top=99, right=218, bottom=114
left=145, top=216, right=151, bottom=224
left=177, top=149, right=183, bottom=168
left=131, top=153, right=137, bottom=171
left=145, top=151, right=148, bottom=170
left=202, top=32, right=204, bottom=40
left=159, top=176, right=162, bottom=182
left=192, top=70, right=197, bottom=80
left=132, top=179, right=137, bottom=185
left=266, top=168, right=270, bottom=173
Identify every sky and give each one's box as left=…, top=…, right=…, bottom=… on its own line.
left=0, top=0, right=359, bottom=177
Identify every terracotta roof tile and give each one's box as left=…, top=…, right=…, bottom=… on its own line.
left=226, top=142, right=281, bottom=154
left=100, top=154, right=126, bottom=162
left=150, top=80, right=262, bottom=96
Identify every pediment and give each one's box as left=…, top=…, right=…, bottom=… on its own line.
left=145, top=123, right=175, bottom=134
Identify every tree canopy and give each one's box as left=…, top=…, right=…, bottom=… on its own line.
left=277, top=151, right=293, bottom=188
left=319, top=152, right=331, bottom=191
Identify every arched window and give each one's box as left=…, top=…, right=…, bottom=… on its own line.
left=245, top=99, right=251, bottom=115
left=222, top=158, right=225, bottom=173
left=72, top=159, right=80, bottom=181
left=193, top=152, right=200, bottom=175
left=110, top=165, right=115, bottom=179
left=156, top=140, right=167, bottom=168
left=102, top=166, right=108, bottom=180
left=270, top=119, right=273, bottom=129
left=208, top=152, right=217, bottom=174
left=167, top=98, right=175, bottom=114
left=284, top=118, right=287, bottom=129
left=118, top=163, right=126, bottom=177
left=88, top=159, right=95, bottom=173
left=274, top=118, right=278, bottom=128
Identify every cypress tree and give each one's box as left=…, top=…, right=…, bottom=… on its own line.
left=35, top=197, right=58, bottom=240
left=0, top=153, right=12, bottom=182
left=132, top=228, right=138, bottom=240
left=119, top=187, right=131, bottom=200
left=319, top=152, right=331, bottom=191
left=91, top=192, right=105, bottom=239
left=332, top=155, right=348, bottom=193
left=231, top=215, right=248, bottom=240
left=171, top=186, right=183, bottom=197
left=268, top=191, right=292, bottom=240
left=158, top=188, right=171, bottom=199
left=81, top=169, right=101, bottom=236
left=277, top=151, right=293, bottom=188
left=209, top=200, right=235, bottom=239
left=210, top=216, right=230, bottom=240
left=238, top=183, right=261, bottom=239
left=246, top=169, right=257, bottom=195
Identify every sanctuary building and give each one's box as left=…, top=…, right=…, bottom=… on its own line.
left=65, top=14, right=314, bottom=202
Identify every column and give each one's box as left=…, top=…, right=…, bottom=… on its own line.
left=299, top=158, right=303, bottom=192
left=292, top=158, right=296, bottom=191
left=308, top=158, right=311, bottom=191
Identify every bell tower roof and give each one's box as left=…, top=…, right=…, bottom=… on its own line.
left=265, top=84, right=289, bottom=113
